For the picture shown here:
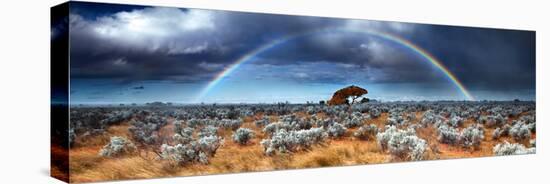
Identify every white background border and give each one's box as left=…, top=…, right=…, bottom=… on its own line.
left=0, top=0, right=546, bottom=183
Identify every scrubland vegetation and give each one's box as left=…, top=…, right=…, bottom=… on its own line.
left=64, top=101, right=535, bottom=182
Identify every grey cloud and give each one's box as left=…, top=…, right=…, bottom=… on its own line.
left=67, top=3, right=534, bottom=92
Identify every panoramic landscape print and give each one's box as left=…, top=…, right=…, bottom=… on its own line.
left=51, top=2, right=536, bottom=183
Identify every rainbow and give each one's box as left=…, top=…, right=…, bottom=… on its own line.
left=195, top=28, right=475, bottom=102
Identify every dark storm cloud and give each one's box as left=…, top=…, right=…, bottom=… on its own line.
left=68, top=4, right=351, bottom=83
left=252, top=33, right=443, bottom=84
left=405, top=25, right=535, bottom=90
left=68, top=2, right=535, bottom=91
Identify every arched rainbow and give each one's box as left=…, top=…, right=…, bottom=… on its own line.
left=195, top=28, right=475, bottom=102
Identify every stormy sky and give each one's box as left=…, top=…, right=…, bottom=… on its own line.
left=59, top=2, right=535, bottom=104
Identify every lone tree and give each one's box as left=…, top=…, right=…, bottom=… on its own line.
left=328, top=85, right=368, bottom=106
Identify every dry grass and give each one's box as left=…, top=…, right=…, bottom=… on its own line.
left=73, top=122, right=133, bottom=148
left=369, top=112, right=388, bottom=128
left=68, top=111, right=534, bottom=183
left=51, top=144, right=69, bottom=182
left=70, top=156, right=168, bottom=182
left=291, top=140, right=389, bottom=167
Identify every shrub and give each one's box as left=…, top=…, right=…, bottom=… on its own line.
left=343, top=112, right=365, bottom=128
left=315, top=119, right=335, bottom=129
left=100, top=111, right=133, bottom=126
left=232, top=128, right=255, bottom=145
left=492, top=128, right=502, bottom=140
left=160, top=135, right=222, bottom=165
left=449, top=116, right=464, bottom=127
left=437, top=124, right=460, bottom=145
left=386, top=117, right=399, bottom=126
left=198, top=125, right=218, bottom=138
left=509, top=121, right=531, bottom=141
left=220, top=119, right=242, bottom=130
left=173, top=134, right=193, bottom=145
left=255, top=117, right=270, bottom=128
left=198, top=135, right=222, bottom=156
left=527, top=122, right=536, bottom=133
left=408, top=124, right=421, bottom=130
left=198, top=152, right=209, bottom=164
left=492, top=124, right=510, bottom=140
left=459, top=124, right=484, bottom=149
left=437, top=124, right=484, bottom=149
left=186, top=118, right=201, bottom=128
left=181, top=127, right=195, bottom=136
left=397, top=136, right=427, bottom=161
left=386, top=112, right=407, bottom=126
left=353, top=124, right=378, bottom=140
left=262, top=115, right=314, bottom=133
left=277, top=114, right=313, bottom=130
left=376, top=126, right=399, bottom=150
left=476, top=115, right=487, bottom=124
left=261, top=130, right=289, bottom=155
left=261, top=128, right=327, bottom=156
left=173, top=127, right=194, bottom=144
left=174, top=120, right=184, bottom=134
left=405, top=113, right=416, bottom=121
left=493, top=141, right=536, bottom=156
left=420, top=110, right=437, bottom=127
left=433, top=119, right=447, bottom=129
left=376, top=126, right=427, bottom=161
left=520, top=114, right=535, bottom=124
left=143, top=115, right=167, bottom=125
left=99, top=136, right=137, bottom=157
left=501, top=124, right=511, bottom=135
left=327, top=123, right=347, bottom=138
left=370, top=109, right=381, bottom=118
left=343, top=116, right=363, bottom=128
left=128, top=120, right=160, bottom=145
left=485, top=115, right=506, bottom=127
left=160, top=143, right=200, bottom=165
left=263, top=122, right=291, bottom=135
left=290, top=128, right=327, bottom=149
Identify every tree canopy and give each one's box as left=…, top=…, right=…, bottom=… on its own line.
left=327, top=85, right=368, bottom=106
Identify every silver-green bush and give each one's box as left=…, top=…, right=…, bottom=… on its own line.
left=377, top=126, right=427, bottom=161
left=232, top=128, right=255, bottom=145
left=99, top=136, right=137, bottom=157
left=493, top=141, right=535, bottom=156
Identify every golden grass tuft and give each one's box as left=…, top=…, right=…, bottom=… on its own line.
left=290, top=140, right=388, bottom=168
left=70, top=156, right=168, bottom=183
